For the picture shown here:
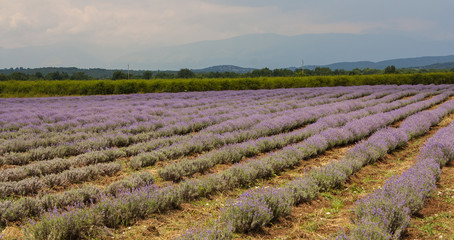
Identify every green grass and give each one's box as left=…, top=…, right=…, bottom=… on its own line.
left=414, top=212, right=453, bottom=238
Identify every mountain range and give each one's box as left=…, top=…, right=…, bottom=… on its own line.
left=197, top=56, right=454, bottom=72
left=304, top=55, right=454, bottom=71
left=2, top=55, right=454, bottom=79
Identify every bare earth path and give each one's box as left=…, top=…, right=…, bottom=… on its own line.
left=229, top=112, right=454, bottom=240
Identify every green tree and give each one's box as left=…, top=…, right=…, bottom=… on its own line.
left=70, top=72, right=90, bottom=80
left=222, top=72, right=239, bottom=78
left=45, top=71, right=69, bottom=80
left=362, top=68, right=381, bottom=75
left=202, top=71, right=222, bottom=78
left=302, top=69, right=314, bottom=76
left=314, top=67, right=333, bottom=76
left=155, top=72, right=175, bottom=79
left=177, top=68, right=195, bottom=78
left=9, top=72, right=29, bottom=80
left=112, top=71, right=127, bottom=80
left=142, top=71, right=153, bottom=79
left=35, top=72, right=44, bottom=79
left=333, top=69, right=347, bottom=75
left=272, top=68, right=294, bottom=77
left=349, top=68, right=362, bottom=75
left=384, top=65, right=397, bottom=74
left=251, top=68, right=272, bottom=77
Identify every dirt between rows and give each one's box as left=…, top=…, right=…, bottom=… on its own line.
left=403, top=113, right=454, bottom=240
left=3, top=96, right=454, bottom=240
left=106, top=143, right=356, bottom=240
left=74, top=103, right=454, bottom=239
left=230, top=113, right=454, bottom=240
left=404, top=160, right=454, bottom=240
left=106, top=125, right=402, bottom=239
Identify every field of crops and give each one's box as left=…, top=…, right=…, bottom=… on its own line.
left=1, top=85, right=454, bottom=239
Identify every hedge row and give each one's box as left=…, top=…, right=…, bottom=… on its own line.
left=1, top=73, right=454, bottom=97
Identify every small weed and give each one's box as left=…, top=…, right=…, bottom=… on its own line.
left=320, top=192, right=334, bottom=200
left=320, top=192, right=344, bottom=214
left=444, top=195, right=454, bottom=204
left=304, top=219, right=324, bottom=232
left=441, top=188, right=454, bottom=204
left=331, top=198, right=344, bottom=212
left=415, top=212, right=453, bottom=238
left=362, top=176, right=378, bottom=183
left=383, top=170, right=397, bottom=179
left=419, top=221, right=435, bottom=236
left=349, top=184, right=364, bottom=194
left=193, top=198, right=210, bottom=207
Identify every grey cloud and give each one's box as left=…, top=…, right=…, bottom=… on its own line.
left=1, top=0, right=453, bottom=68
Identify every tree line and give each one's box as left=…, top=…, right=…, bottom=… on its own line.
left=0, top=71, right=92, bottom=81
left=113, top=66, right=453, bottom=79
left=1, top=65, right=453, bottom=81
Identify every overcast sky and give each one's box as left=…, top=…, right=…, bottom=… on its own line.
left=1, top=0, right=453, bottom=49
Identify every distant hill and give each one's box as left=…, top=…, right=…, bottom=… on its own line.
left=193, top=65, right=255, bottom=73
left=304, top=55, right=454, bottom=70
left=416, top=62, right=454, bottom=70
left=1, top=55, right=454, bottom=79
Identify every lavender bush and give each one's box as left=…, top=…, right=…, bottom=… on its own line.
left=0, top=85, right=452, bottom=239
left=342, top=107, right=454, bottom=239
left=0, top=171, right=154, bottom=227
left=179, top=90, right=454, bottom=239
left=160, top=90, right=434, bottom=182
left=0, top=162, right=122, bottom=198
left=130, top=90, right=409, bottom=170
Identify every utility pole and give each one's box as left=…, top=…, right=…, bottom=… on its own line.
left=128, top=64, right=130, bottom=80
left=301, top=60, right=304, bottom=75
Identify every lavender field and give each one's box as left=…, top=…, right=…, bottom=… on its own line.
left=1, top=85, right=454, bottom=240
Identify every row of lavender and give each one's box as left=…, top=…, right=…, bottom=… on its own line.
left=128, top=89, right=391, bottom=169
left=338, top=109, right=454, bottom=238
left=0, top=89, right=398, bottom=197
left=2, top=89, right=301, bottom=131
left=0, top=88, right=431, bottom=198
left=0, top=85, right=437, bottom=157
left=0, top=88, right=425, bottom=226
left=179, top=92, right=454, bottom=239
left=0, top=170, right=156, bottom=227
left=2, top=87, right=348, bottom=138
left=19, top=88, right=453, bottom=239
left=2, top=90, right=300, bottom=160
left=0, top=88, right=421, bottom=218
left=0, top=89, right=319, bottom=153
left=157, top=90, right=429, bottom=181
left=0, top=85, right=439, bottom=168
left=0, top=88, right=367, bottom=164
